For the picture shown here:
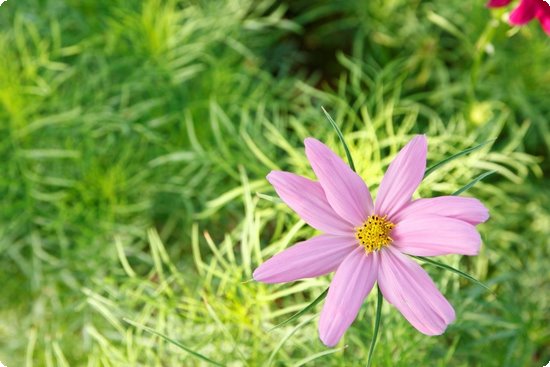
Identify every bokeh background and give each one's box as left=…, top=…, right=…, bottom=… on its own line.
left=1, top=0, right=549, bottom=366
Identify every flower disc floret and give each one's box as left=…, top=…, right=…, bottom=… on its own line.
left=355, top=215, right=395, bottom=253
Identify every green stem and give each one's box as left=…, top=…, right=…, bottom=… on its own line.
left=366, top=286, right=383, bottom=367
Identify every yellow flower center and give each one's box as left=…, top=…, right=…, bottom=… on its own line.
left=355, top=215, right=395, bottom=254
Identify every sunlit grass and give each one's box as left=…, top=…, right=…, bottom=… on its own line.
left=0, top=0, right=549, bottom=366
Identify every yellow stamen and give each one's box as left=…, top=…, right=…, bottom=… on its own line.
left=355, top=215, right=395, bottom=254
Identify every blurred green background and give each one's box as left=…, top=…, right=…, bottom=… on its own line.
left=1, top=0, right=549, bottom=366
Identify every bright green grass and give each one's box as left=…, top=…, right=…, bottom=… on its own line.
left=0, top=0, right=549, bottom=366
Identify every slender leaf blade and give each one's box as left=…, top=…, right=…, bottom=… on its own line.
left=293, top=346, right=347, bottom=367
left=452, top=170, right=496, bottom=196
left=267, top=315, right=316, bottom=367
left=424, top=139, right=494, bottom=177
left=321, top=106, right=356, bottom=172
left=256, top=192, right=283, bottom=203
left=268, top=288, right=328, bottom=331
left=412, top=256, right=494, bottom=294
left=123, top=318, right=225, bottom=367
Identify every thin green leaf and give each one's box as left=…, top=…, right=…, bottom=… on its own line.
left=292, top=346, right=347, bottom=367
left=267, top=315, right=316, bottom=367
left=123, top=318, right=225, bottom=367
left=452, top=170, right=496, bottom=196
left=321, top=106, right=356, bottom=172
left=366, top=286, right=383, bottom=367
left=412, top=256, right=494, bottom=294
left=256, top=192, right=283, bottom=203
left=268, top=288, right=328, bottom=331
left=424, top=139, right=495, bottom=177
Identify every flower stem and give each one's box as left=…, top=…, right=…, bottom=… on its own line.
left=367, top=286, right=383, bottom=367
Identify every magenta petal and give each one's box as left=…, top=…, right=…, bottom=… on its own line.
left=378, top=247, right=455, bottom=335
left=487, top=0, right=511, bottom=7
left=318, top=248, right=378, bottom=347
left=393, top=196, right=489, bottom=225
left=392, top=214, right=482, bottom=256
left=375, top=135, right=427, bottom=219
left=541, top=18, right=550, bottom=35
left=304, top=138, right=374, bottom=226
left=253, top=234, right=358, bottom=284
left=537, top=12, right=550, bottom=34
left=509, top=0, right=539, bottom=24
left=267, top=171, right=354, bottom=235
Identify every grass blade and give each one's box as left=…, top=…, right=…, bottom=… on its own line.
left=267, top=315, right=316, bottom=367
left=292, top=346, right=347, bottom=367
left=424, top=140, right=494, bottom=177
left=321, top=106, right=356, bottom=172
left=452, top=170, right=496, bottom=196
left=256, top=192, right=283, bottom=203
left=412, top=256, right=494, bottom=294
left=268, top=288, right=328, bottom=331
left=366, top=286, right=383, bottom=367
left=123, top=318, right=225, bottom=367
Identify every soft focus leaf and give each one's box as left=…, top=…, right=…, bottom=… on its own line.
left=452, top=170, right=496, bottom=195
left=123, top=319, right=225, bottom=366
left=267, top=315, right=316, bottom=367
left=269, top=288, right=328, bottom=331
left=412, top=256, right=493, bottom=294
left=424, top=140, right=495, bottom=177
left=292, top=346, right=347, bottom=366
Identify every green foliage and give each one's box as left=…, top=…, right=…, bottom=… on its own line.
left=0, top=0, right=548, bottom=366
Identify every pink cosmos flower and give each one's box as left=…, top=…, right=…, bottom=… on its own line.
left=254, top=135, right=489, bottom=347
left=487, top=0, right=550, bottom=35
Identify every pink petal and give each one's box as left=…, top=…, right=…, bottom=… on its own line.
left=304, top=138, right=374, bottom=226
left=267, top=171, right=355, bottom=236
left=537, top=9, right=550, bottom=34
left=392, top=214, right=482, bottom=256
left=487, top=0, right=511, bottom=7
left=509, top=0, right=539, bottom=24
left=540, top=17, right=550, bottom=34
left=375, top=135, right=427, bottom=219
left=318, top=247, right=378, bottom=347
left=538, top=0, right=550, bottom=17
left=393, top=196, right=489, bottom=225
left=253, top=234, right=358, bottom=284
left=378, top=247, right=455, bottom=335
